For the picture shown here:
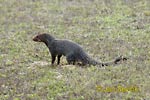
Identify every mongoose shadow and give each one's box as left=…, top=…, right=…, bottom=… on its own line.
left=33, top=33, right=127, bottom=67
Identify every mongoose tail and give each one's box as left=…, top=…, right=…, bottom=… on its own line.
left=79, top=51, right=127, bottom=66
left=88, top=55, right=127, bottom=66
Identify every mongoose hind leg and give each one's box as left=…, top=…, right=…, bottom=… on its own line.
left=66, top=54, right=76, bottom=65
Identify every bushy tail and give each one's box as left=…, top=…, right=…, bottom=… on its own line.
left=88, top=55, right=127, bottom=67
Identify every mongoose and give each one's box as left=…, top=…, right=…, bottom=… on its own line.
left=33, top=33, right=127, bottom=66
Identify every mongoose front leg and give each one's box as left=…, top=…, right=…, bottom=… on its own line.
left=57, top=55, right=62, bottom=65
left=51, top=55, right=56, bottom=65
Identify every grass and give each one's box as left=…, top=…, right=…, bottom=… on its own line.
left=0, top=0, right=150, bottom=99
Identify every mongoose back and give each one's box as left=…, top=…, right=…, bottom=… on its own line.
left=33, top=33, right=127, bottom=66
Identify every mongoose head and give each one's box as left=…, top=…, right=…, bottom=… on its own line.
left=33, top=33, right=55, bottom=43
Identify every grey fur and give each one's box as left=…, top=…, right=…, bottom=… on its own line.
left=33, top=33, right=127, bottom=66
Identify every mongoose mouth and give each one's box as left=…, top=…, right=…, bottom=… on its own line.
left=33, top=37, right=42, bottom=42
